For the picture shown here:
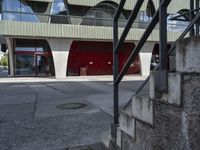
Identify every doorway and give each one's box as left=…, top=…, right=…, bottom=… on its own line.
left=35, top=54, right=50, bottom=77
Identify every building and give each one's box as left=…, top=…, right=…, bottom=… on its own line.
left=0, top=0, right=189, bottom=78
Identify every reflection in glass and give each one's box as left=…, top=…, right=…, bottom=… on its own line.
left=15, top=55, right=35, bottom=76
left=167, top=14, right=189, bottom=32
left=51, top=0, right=66, bottom=14
left=3, top=0, right=20, bottom=12
left=50, top=0, right=70, bottom=24
left=2, top=0, right=39, bottom=22
left=14, top=39, right=55, bottom=77
left=0, top=0, right=2, bottom=20
left=3, top=12, right=20, bottom=21
left=81, top=2, right=126, bottom=27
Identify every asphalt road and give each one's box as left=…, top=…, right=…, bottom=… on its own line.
left=0, top=77, right=148, bottom=150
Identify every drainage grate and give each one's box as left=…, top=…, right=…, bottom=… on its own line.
left=57, top=103, right=87, bottom=110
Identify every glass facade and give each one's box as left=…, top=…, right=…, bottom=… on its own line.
left=0, top=0, right=189, bottom=31
left=14, top=39, right=55, bottom=77
left=15, top=55, right=35, bottom=76
left=50, top=0, right=70, bottom=24
left=0, top=0, right=2, bottom=20
left=81, top=2, right=126, bottom=27
left=2, top=0, right=39, bottom=22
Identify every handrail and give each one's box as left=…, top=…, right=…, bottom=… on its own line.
left=123, top=7, right=200, bottom=110
left=114, top=0, right=171, bottom=85
left=114, top=0, right=144, bottom=54
left=112, top=0, right=200, bottom=137
left=112, top=0, right=171, bottom=134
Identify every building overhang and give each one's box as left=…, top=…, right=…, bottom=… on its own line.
left=0, top=21, right=185, bottom=42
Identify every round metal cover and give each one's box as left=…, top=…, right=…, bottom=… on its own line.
left=57, top=103, right=87, bottom=110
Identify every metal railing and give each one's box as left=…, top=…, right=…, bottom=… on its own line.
left=0, top=10, right=188, bottom=31
left=112, top=0, right=200, bottom=138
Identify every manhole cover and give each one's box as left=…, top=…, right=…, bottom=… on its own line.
left=57, top=103, right=87, bottom=110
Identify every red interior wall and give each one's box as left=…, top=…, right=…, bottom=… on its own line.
left=67, top=41, right=141, bottom=76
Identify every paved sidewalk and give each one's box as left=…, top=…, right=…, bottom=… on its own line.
left=0, top=76, right=147, bottom=150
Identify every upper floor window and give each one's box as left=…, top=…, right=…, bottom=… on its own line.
left=51, top=0, right=66, bottom=14
left=50, top=0, right=70, bottom=24
left=0, top=0, right=2, bottom=20
left=81, top=2, right=126, bottom=27
left=2, top=0, right=39, bottom=22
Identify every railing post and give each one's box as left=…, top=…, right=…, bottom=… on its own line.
left=157, top=0, right=168, bottom=92
left=113, top=19, right=119, bottom=127
left=190, top=0, right=195, bottom=36
left=196, top=0, right=200, bottom=35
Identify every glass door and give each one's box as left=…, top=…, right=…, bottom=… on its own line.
left=35, top=54, right=49, bottom=77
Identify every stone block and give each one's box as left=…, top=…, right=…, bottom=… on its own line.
left=176, top=37, right=200, bottom=73
left=169, top=55, right=176, bottom=72
left=119, top=111, right=135, bottom=138
left=150, top=71, right=155, bottom=100
left=161, top=73, right=182, bottom=105
left=116, top=127, right=122, bottom=148
left=101, top=130, right=111, bottom=149
left=132, top=95, right=153, bottom=125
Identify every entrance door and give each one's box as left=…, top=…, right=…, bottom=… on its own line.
left=35, top=55, right=49, bottom=77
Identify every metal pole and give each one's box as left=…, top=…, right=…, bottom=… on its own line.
left=159, top=0, right=168, bottom=70
left=190, top=0, right=195, bottom=36
left=159, top=0, right=168, bottom=91
left=196, top=0, right=200, bottom=35
left=113, top=18, right=119, bottom=127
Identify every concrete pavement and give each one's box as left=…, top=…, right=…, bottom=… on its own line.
left=0, top=76, right=148, bottom=150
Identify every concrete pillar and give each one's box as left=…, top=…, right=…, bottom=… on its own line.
left=139, top=53, right=152, bottom=76
left=5, top=38, right=14, bottom=76
left=134, top=42, right=154, bottom=76
left=47, top=38, right=72, bottom=79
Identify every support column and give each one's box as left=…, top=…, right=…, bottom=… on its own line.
left=5, top=38, right=14, bottom=76
left=139, top=53, right=152, bottom=76
left=136, top=42, right=154, bottom=76
left=47, top=38, right=72, bottom=79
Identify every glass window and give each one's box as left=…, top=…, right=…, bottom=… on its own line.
left=3, top=12, right=20, bottom=21
left=15, top=55, right=35, bottom=76
left=2, top=0, right=39, bottom=22
left=81, top=2, right=126, bottom=27
left=51, top=0, right=66, bottom=14
left=15, top=47, right=35, bottom=51
left=50, top=0, right=70, bottom=24
left=0, top=0, right=2, bottom=20
left=3, top=0, right=20, bottom=12
left=20, top=1, right=39, bottom=22
left=26, top=1, right=48, bottom=13
left=167, top=14, right=189, bottom=32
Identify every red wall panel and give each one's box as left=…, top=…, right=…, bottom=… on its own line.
left=67, top=41, right=141, bottom=76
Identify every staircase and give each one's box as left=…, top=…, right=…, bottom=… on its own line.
left=106, top=36, right=200, bottom=150
left=106, top=0, right=200, bottom=149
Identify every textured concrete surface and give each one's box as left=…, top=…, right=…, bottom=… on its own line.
left=0, top=76, right=147, bottom=150
left=120, top=74, right=200, bottom=150
left=177, top=36, right=200, bottom=72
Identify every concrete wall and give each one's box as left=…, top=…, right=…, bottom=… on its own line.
left=47, top=38, right=72, bottom=79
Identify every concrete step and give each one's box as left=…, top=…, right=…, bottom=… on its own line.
left=119, top=110, right=135, bottom=139
left=132, top=94, right=153, bottom=125
left=65, top=143, right=107, bottom=150
left=150, top=72, right=182, bottom=106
